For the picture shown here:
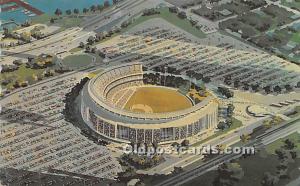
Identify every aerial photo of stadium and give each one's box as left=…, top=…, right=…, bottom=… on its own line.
left=1, top=0, right=300, bottom=185
left=81, top=63, right=219, bottom=144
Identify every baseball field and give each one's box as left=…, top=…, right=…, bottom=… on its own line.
left=124, top=86, right=192, bottom=113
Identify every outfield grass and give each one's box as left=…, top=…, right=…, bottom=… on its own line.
left=62, top=54, right=93, bottom=69
left=265, top=132, right=300, bottom=155
left=0, top=64, right=44, bottom=89
left=124, top=86, right=192, bottom=113
left=192, top=118, right=243, bottom=147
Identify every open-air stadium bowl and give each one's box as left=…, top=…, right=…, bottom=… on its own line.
left=81, top=63, right=219, bottom=144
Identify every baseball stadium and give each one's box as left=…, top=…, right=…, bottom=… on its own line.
left=81, top=63, right=219, bottom=144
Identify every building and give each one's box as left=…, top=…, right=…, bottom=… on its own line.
left=81, top=63, right=219, bottom=144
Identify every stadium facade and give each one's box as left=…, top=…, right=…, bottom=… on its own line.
left=81, top=63, right=219, bottom=144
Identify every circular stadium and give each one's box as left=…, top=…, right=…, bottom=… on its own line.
left=81, top=63, right=219, bottom=144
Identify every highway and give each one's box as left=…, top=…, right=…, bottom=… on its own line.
left=1, top=0, right=162, bottom=65
left=155, top=116, right=300, bottom=186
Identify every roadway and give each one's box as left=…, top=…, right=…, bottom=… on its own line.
left=1, top=0, right=163, bottom=65
left=155, top=116, right=300, bottom=186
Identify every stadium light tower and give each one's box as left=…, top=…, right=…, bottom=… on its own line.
left=164, top=66, right=168, bottom=86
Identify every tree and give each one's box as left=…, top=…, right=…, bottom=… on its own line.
left=218, top=87, right=234, bottom=98
left=83, top=8, right=89, bottom=14
left=97, top=4, right=104, bottom=11
left=275, top=149, right=288, bottom=160
left=263, top=86, right=271, bottom=94
left=263, top=119, right=272, bottom=129
left=226, top=118, right=233, bottom=128
left=79, top=42, right=85, bottom=48
left=50, top=18, right=55, bottom=24
left=85, top=45, right=91, bottom=53
left=217, top=121, right=227, bottom=130
left=172, top=167, right=183, bottom=174
left=54, top=8, right=62, bottom=16
left=189, top=19, right=198, bottom=26
left=113, top=0, right=119, bottom=4
left=73, top=8, right=79, bottom=15
left=169, top=6, right=178, bottom=13
left=284, top=84, right=293, bottom=92
left=91, top=47, right=97, bottom=53
left=283, top=139, right=296, bottom=150
left=95, top=32, right=104, bottom=41
left=104, top=0, right=110, bottom=8
left=214, top=162, right=244, bottom=186
left=178, top=11, right=187, bottom=19
left=20, top=32, right=31, bottom=43
left=66, top=9, right=72, bottom=15
left=273, top=85, right=282, bottom=93
left=87, top=36, right=95, bottom=45
left=240, top=134, right=250, bottom=143
left=261, top=172, right=279, bottom=186
left=90, top=5, right=96, bottom=12
left=3, top=27, right=12, bottom=38
left=181, top=139, right=190, bottom=147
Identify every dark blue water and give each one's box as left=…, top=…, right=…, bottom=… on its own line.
left=0, top=0, right=112, bottom=27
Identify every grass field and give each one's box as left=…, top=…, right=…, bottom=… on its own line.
left=0, top=64, right=44, bottom=90
left=124, top=87, right=192, bottom=113
left=124, top=8, right=206, bottom=39
left=62, top=54, right=93, bottom=69
left=192, top=118, right=243, bottom=147
left=265, top=132, right=300, bottom=155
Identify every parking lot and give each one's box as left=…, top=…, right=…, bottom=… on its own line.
left=0, top=72, right=122, bottom=179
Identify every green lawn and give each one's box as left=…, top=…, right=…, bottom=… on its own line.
left=32, top=14, right=53, bottom=24
left=281, top=0, right=300, bottom=10
left=124, top=8, right=206, bottom=39
left=69, top=47, right=84, bottom=53
left=192, top=118, right=243, bottom=147
left=0, top=64, right=44, bottom=89
left=62, top=54, right=93, bottom=69
left=32, top=14, right=83, bottom=29
left=265, top=132, right=300, bottom=155
left=291, top=32, right=300, bottom=43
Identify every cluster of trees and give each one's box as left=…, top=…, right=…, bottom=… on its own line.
left=54, top=0, right=112, bottom=17
left=168, top=7, right=187, bottom=19
left=263, top=116, right=283, bottom=129
left=62, top=77, right=108, bottom=146
left=1, top=64, right=19, bottom=73
left=142, top=8, right=160, bottom=16
left=120, top=142, right=164, bottom=169
left=30, top=26, right=46, bottom=40
left=230, top=79, right=295, bottom=94
left=261, top=139, right=298, bottom=186
left=122, top=153, right=163, bottom=169
left=180, top=0, right=203, bottom=9
left=79, top=28, right=120, bottom=54
left=218, top=86, right=234, bottom=98
left=213, top=162, right=244, bottom=186
left=218, top=104, right=235, bottom=130
left=171, top=139, right=190, bottom=149
left=3, top=28, right=31, bottom=43
left=186, top=70, right=211, bottom=83
left=152, top=65, right=181, bottom=75
left=143, top=72, right=189, bottom=90
left=26, top=54, right=56, bottom=69
left=121, top=20, right=131, bottom=28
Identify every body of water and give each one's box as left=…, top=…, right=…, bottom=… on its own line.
left=0, top=0, right=112, bottom=28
